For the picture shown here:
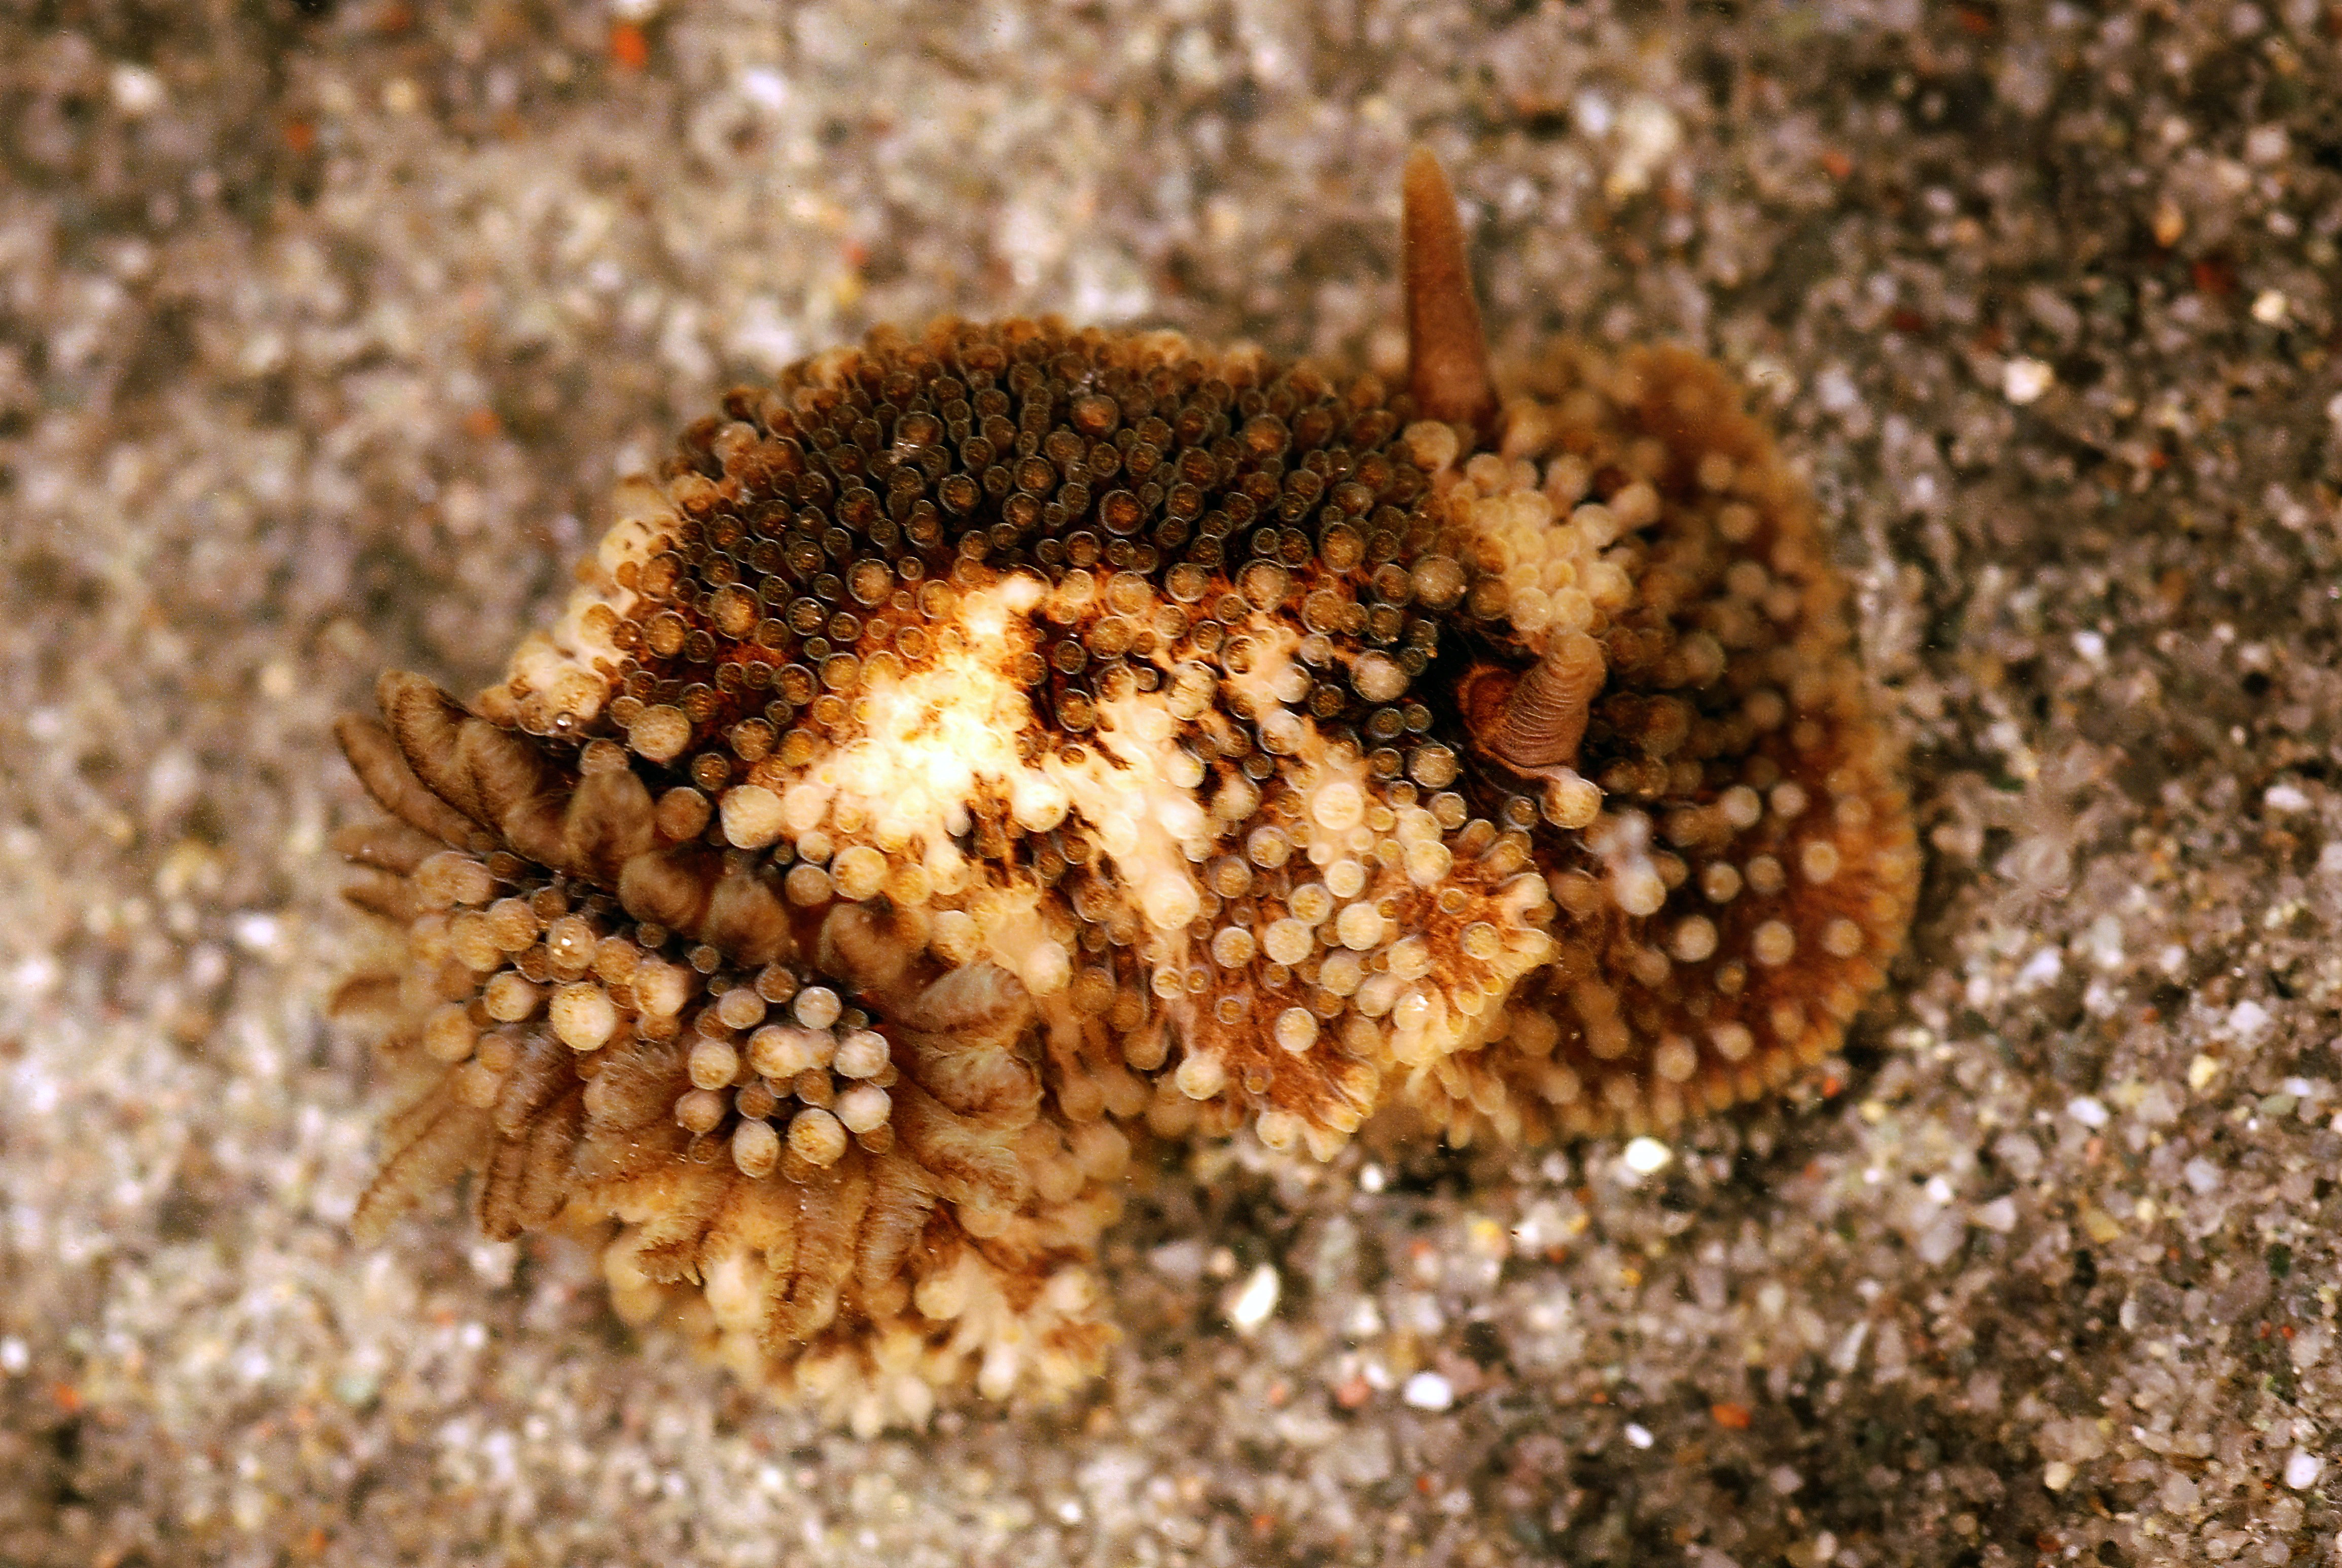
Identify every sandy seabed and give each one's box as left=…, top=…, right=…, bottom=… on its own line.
left=4, top=2, right=2342, bottom=1565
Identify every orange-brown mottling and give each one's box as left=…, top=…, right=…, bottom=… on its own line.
left=327, top=171, right=1915, bottom=1435
left=1401, top=342, right=1917, bottom=1146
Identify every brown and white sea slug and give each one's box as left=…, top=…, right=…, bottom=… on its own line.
left=329, top=152, right=1920, bottom=1433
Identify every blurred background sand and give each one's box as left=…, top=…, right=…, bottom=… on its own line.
left=4, top=2, right=2342, bottom=1563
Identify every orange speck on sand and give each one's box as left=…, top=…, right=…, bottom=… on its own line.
left=1953, top=6, right=1996, bottom=33
left=49, top=1381, right=83, bottom=1414
left=610, top=22, right=650, bottom=70
left=1711, top=1401, right=1753, bottom=1431
left=284, top=119, right=316, bottom=155
left=464, top=407, right=503, bottom=440
left=2192, top=258, right=2236, bottom=297
left=1820, top=150, right=1853, bottom=181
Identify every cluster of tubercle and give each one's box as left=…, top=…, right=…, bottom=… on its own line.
left=329, top=155, right=1919, bottom=1433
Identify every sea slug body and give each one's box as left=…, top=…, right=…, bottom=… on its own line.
left=328, top=153, right=1919, bottom=1433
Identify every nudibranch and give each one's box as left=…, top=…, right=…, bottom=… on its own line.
left=329, top=152, right=1917, bottom=1433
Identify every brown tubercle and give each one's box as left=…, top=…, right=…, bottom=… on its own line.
left=326, top=154, right=1917, bottom=1433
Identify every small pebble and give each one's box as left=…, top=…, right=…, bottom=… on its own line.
left=2002, top=357, right=2054, bottom=405
left=1402, top=1372, right=1454, bottom=1411
left=1226, top=1264, right=1280, bottom=1333
left=2262, top=782, right=2311, bottom=813
left=2065, top=1096, right=2108, bottom=1129
left=1622, top=1137, right=1673, bottom=1175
